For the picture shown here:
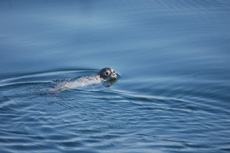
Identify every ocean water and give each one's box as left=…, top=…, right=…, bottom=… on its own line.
left=0, top=0, right=230, bottom=153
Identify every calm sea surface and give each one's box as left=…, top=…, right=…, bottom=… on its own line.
left=0, top=0, right=230, bottom=153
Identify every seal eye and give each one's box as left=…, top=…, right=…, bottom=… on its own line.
left=104, top=71, right=110, bottom=76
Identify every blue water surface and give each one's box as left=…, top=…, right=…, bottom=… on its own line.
left=0, top=0, right=230, bottom=153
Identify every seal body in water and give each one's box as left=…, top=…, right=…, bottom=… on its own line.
left=50, top=68, right=117, bottom=92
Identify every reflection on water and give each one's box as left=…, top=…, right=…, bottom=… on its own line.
left=0, top=0, right=230, bottom=153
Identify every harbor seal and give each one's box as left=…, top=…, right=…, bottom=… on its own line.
left=50, top=68, right=117, bottom=92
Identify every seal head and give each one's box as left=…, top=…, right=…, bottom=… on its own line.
left=97, top=68, right=117, bottom=81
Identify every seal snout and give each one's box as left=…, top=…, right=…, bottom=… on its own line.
left=111, top=72, right=117, bottom=79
